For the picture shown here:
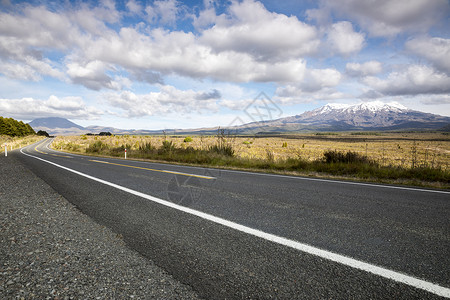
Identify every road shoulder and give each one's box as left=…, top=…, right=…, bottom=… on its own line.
left=0, top=153, right=201, bottom=299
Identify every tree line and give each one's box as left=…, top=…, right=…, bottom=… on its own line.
left=0, top=116, right=36, bottom=137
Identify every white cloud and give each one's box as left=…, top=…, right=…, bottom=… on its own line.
left=192, top=6, right=219, bottom=29
left=406, top=37, right=450, bottom=74
left=0, top=96, right=103, bottom=120
left=126, top=0, right=143, bottom=15
left=0, top=62, right=40, bottom=81
left=145, top=0, right=180, bottom=27
left=200, top=0, right=320, bottom=62
left=313, top=0, right=450, bottom=37
left=103, top=85, right=221, bottom=117
left=66, top=60, right=125, bottom=91
left=274, top=67, right=344, bottom=104
left=299, top=68, right=342, bottom=92
left=274, top=86, right=347, bottom=105
left=363, top=65, right=450, bottom=96
left=327, top=21, right=365, bottom=56
left=0, top=1, right=319, bottom=89
left=346, top=61, right=382, bottom=77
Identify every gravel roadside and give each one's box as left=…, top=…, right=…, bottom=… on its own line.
left=0, top=153, right=202, bottom=299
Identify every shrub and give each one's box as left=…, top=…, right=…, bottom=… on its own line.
left=184, top=136, right=193, bottom=143
left=139, top=142, right=155, bottom=153
left=37, top=130, right=50, bottom=137
left=86, top=141, right=108, bottom=153
left=323, top=150, right=372, bottom=164
left=160, top=140, right=176, bottom=153
left=208, top=144, right=235, bottom=157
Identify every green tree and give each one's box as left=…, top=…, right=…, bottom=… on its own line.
left=0, top=116, right=36, bottom=137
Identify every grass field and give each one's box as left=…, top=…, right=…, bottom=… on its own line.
left=54, top=132, right=449, bottom=170
left=50, top=132, right=450, bottom=188
left=0, top=135, right=46, bottom=153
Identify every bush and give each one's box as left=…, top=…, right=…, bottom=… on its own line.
left=37, top=130, right=50, bottom=137
left=323, top=150, right=373, bottom=164
left=139, top=142, right=155, bottom=153
left=184, top=136, right=193, bottom=143
left=160, top=140, right=176, bottom=153
left=208, top=144, right=235, bottom=157
left=86, top=141, right=108, bottom=153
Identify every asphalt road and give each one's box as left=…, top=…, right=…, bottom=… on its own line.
left=12, top=138, right=450, bottom=299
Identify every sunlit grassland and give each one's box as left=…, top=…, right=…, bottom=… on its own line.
left=0, top=135, right=46, bottom=153
left=52, top=132, right=449, bottom=187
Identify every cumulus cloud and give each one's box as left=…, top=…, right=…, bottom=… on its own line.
left=406, top=37, right=450, bottom=74
left=66, top=60, right=128, bottom=90
left=0, top=0, right=321, bottom=89
left=274, top=67, right=344, bottom=104
left=327, top=21, right=365, bottom=55
left=0, top=95, right=103, bottom=120
left=312, top=0, right=449, bottom=37
left=126, top=0, right=143, bottom=15
left=145, top=0, right=181, bottom=27
left=0, top=62, right=40, bottom=81
left=103, top=86, right=221, bottom=117
left=200, top=0, right=320, bottom=62
left=363, top=65, right=450, bottom=96
left=346, top=61, right=382, bottom=77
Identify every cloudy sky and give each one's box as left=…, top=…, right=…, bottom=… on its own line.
left=0, top=0, right=449, bottom=130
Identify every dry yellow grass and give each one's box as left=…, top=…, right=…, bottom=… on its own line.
left=54, top=132, right=450, bottom=170
left=0, top=135, right=46, bottom=153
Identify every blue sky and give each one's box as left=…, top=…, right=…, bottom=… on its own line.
left=0, top=0, right=449, bottom=130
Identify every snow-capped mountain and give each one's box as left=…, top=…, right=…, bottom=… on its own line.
left=299, top=101, right=411, bottom=127
left=311, top=101, right=408, bottom=116
left=242, top=101, right=450, bottom=132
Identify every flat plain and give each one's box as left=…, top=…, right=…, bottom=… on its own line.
left=53, top=132, right=449, bottom=171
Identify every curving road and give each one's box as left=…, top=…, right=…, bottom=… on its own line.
left=12, top=138, right=450, bottom=299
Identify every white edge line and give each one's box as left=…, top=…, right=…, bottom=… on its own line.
left=220, top=168, right=450, bottom=195
left=41, top=138, right=449, bottom=195
left=20, top=146, right=450, bottom=298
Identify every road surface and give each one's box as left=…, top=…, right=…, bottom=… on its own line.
left=12, top=138, right=450, bottom=299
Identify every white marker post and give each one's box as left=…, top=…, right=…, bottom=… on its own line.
left=125, top=148, right=127, bottom=159
left=4, top=144, right=7, bottom=157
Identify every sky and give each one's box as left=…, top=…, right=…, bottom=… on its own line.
left=0, top=0, right=449, bottom=130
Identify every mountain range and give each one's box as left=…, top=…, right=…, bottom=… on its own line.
left=28, top=101, right=450, bottom=135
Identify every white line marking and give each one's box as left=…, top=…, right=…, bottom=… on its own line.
left=219, top=169, right=450, bottom=194
left=20, top=146, right=450, bottom=298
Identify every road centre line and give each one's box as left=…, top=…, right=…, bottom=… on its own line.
left=19, top=146, right=450, bottom=298
left=34, top=143, right=72, bottom=159
left=89, top=159, right=215, bottom=180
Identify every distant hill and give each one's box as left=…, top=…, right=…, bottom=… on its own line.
left=29, top=117, right=85, bottom=130
left=27, top=101, right=450, bottom=136
left=29, top=117, right=86, bottom=136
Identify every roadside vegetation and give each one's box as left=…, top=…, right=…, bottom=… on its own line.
left=0, top=135, right=46, bottom=153
left=0, top=116, right=35, bottom=137
left=53, top=131, right=450, bottom=188
left=0, top=116, right=46, bottom=153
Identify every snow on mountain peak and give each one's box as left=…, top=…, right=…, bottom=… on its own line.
left=351, top=101, right=408, bottom=113
left=315, top=101, right=409, bottom=115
